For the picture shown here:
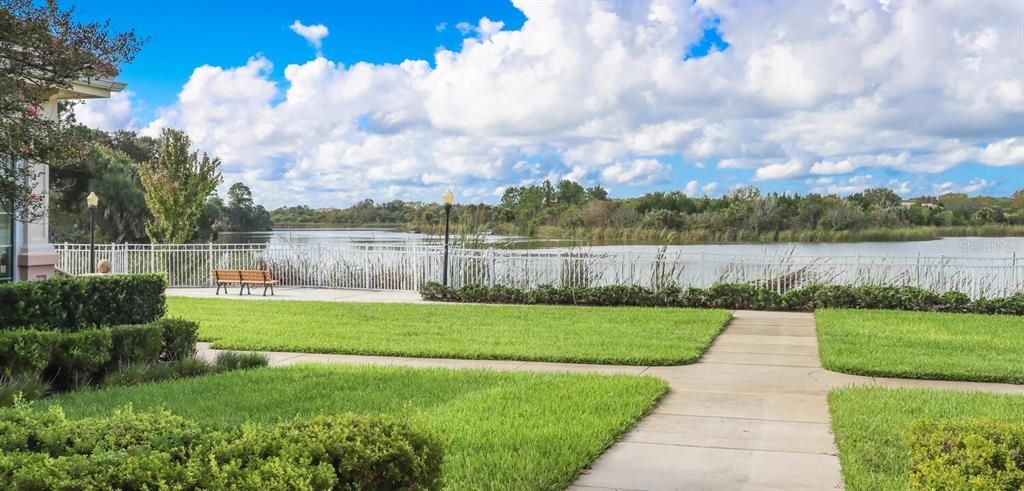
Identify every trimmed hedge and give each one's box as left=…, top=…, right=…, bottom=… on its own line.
left=909, top=420, right=1024, bottom=490
left=0, top=319, right=199, bottom=393
left=0, top=405, right=444, bottom=490
left=420, top=282, right=1024, bottom=314
left=0, top=274, right=167, bottom=331
left=159, top=317, right=199, bottom=361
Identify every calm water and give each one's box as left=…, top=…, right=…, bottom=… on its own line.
left=216, top=229, right=1024, bottom=259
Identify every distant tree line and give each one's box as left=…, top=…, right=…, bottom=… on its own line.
left=270, top=180, right=1024, bottom=243
left=50, top=127, right=272, bottom=243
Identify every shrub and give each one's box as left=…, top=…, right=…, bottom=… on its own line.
left=214, top=351, right=270, bottom=371
left=974, top=292, right=1024, bottom=316
left=0, top=274, right=167, bottom=331
left=107, top=324, right=163, bottom=370
left=419, top=282, right=1024, bottom=315
left=46, top=329, right=112, bottom=390
left=909, top=419, right=1024, bottom=490
left=938, top=291, right=973, bottom=313
left=705, top=284, right=782, bottom=310
left=156, top=318, right=199, bottom=361
left=199, top=414, right=444, bottom=490
left=0, top=330, right=60, bottom=378
left=0, top=405, right=444, bottom=490
left=85, top=274, right=168, bottom=327
left=1, top=319, right=199, bottom=393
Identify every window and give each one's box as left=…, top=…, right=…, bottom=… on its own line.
left=0, top=208, right=12, bottom=281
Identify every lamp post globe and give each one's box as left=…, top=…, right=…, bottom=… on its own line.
left=86, top=193, right=99, bottom=273
left=442, top=188, right=454, bottom=286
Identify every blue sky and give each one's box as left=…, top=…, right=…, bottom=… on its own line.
left=71, top=0, right=1024, bottom=207
left=74, top=1, right=525, bottom=119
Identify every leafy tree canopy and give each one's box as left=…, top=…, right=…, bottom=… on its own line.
left=1, top=0, right=142, bottom=221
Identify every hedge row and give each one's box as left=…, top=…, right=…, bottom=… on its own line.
left=420, top=282, right=1024, bottom=314
left=909, top=420, right=1024, bottom=490
left=0, top=405, right=443, bottom=490
left=0, top=274, right=167, bottom=330
left=0, top=318, right=198, bottom=392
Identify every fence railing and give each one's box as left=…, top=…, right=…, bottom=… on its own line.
left=52, top=243, right=1024, bottom=299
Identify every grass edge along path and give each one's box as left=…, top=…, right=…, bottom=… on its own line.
left=828, top=386, right=1024, bottom=491
left=168, top=297, right=732, bottom=366
left=816, top=308, right=1024, bottom=384
left=45, top=364, right=669, bottom=490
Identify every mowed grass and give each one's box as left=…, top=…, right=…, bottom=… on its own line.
left=46, top=364, right=667, bottom=490
left=168, top=297, right=732, bottom=365
left=817, top=309, right=1024, bottom=383
left=829, top=387, right=1024, bottom=490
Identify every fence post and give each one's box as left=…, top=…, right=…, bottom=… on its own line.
left=972, top=266, right=978, bottom=300
left=940, top=255, right=946, bottom=292
left=1014, top=252, right=1019, bottom=294
left=364, top=246, right=370, bottom=289
left=488, top=248, right=496, bottom=288
left=855, top=255, right=861, bottom=286
left=915, top=253, right=921, bottom=289
left=208, top=244, right=214, bottom=287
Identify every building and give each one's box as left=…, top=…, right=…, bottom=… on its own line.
left=2, top=78, right=126, bottom=281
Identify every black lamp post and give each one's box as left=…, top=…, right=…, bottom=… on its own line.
left=86, top=192, right=98, bottom=273
left=441, top=187, right=454, bottom=286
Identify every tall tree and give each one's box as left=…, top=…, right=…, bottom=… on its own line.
left=138, top=129, right=222, bottom=243
left=0, top=0, right=142, bottom=221
left=1012, top=189, right=1024, bottom=213
left=227, top=182, right=254, bottom=210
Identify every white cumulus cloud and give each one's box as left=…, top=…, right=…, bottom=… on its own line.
left=114, top=0, right=1023, bottom=207
left=290, top=20, right=329, bottom=52
left=73, top=91, right=138, bottom=131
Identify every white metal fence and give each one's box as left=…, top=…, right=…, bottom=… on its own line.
left=52, top=243, right=1024, bottom=299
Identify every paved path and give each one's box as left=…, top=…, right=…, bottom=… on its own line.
left=169, top=286, right=424, bottom=303
left=196, top=308, right=1024, bottom=490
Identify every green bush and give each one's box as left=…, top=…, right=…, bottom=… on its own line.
left=0, top=330, right=60, bottom=378
left=213, top=351, right=270, bottom=371
left=0, top=274, right=167, bottom=331
left=0, top=405, right=443, bottom=490
left=157, top=318, right=199, bottom=361
left=974, top=292, right=1024, bottom=316
left=419, top=281, right=1024, bottom=314
left=47, top=329, right=112, bottom=390
left=0, top=319, right=199, bottom=394
left=909, top=419, right=1024, bottom=490
left=107, top=324, right=163, bottom=370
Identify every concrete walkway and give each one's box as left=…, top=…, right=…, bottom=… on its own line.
left=194, top=305, right=1024, bottom=490
left=169, top=286, right=424, bottom=303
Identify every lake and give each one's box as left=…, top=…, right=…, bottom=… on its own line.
left=217, top=228, right=1024, bottom=259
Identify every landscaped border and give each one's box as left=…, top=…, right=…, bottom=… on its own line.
left=421, top=282, right=1024, bottom=315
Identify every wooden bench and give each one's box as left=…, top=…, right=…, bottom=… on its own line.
left=212, top=269, right=279, bottom=296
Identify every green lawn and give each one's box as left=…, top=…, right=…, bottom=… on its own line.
left=167, top=297, right=731, bottom=365
left=817, top=309, right=1024, bottom=383
left=829, top=386, right=1024, bottom=490
left=46, top=364, right=666, bottom=490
